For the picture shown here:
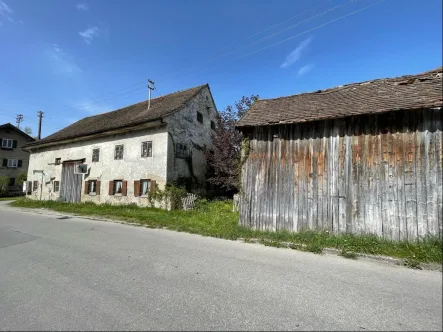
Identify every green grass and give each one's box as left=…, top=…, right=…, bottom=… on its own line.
left=0, top=196, right=21, bottom=201
left=10, top=198, right=443, bottom=264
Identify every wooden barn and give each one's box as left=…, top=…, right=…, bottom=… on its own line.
left=236, top=67, right=442, bottom=242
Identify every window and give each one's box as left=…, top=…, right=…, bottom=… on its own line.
left=114, top=180, right=123, bottom=194
left=140, top=180, right=151, bottom=196
left=141, top=141, right=152, bottom=158
left=89, top=180, right=97, bottom=193
left=92, top=148, right=100, bottom=162
left=55, top=158, right=61, bottom=165
left=197, top=111, right=203, bottom=123
left=7, top=159, right=18, bottom=168
left=33, top=181, right=38, bottom=191
left=211, top=121, right=216, bottom=130
left=26, top=181, right=32, bottom=194
left=114, top=145, right=124, bottom=160
left=176, top=143, right=189, bottom=159
left=8, top=178, right=15, bottom=186
left=1, top=139, right=16, bottom=149
left=53, top=181, right=60, bottom=192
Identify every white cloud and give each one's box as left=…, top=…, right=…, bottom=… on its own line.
left=76, top=3, right=88, bottom=11
left=297, top=64, right=315, bottom=77
left=47, top=44, right=82, bottom=77
left=79, top=26, right=100, bottom=44
left=280, top=36, right=313, bottom=69
left=0, top=1, right=14, bottom=23
left=75, top=101, right=111, bottom=115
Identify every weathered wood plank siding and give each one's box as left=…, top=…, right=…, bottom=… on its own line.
left=240, top=109, right=443, bottom=241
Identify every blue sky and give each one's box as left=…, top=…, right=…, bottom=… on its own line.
left=0, top=0, right=441, bottom=137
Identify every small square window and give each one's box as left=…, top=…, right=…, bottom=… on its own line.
left=114, top=180, right=123, bottom=194
left=140, top=179, right=151, bottom=196
left=55, top=158, right=61, bottom=165
left=141, top=141, right=152, bottom=158
left=92, top=148, right=100, bottom=162
left=114, top=145, right=124, bottom=160
left=1, top=139, right=13, bottom=149
left=197, top=111, right=203, bottom=123
left=176, top=143, right=189, bottom=159
left=7, top=159, right=18, bottom=168
left=53, top=181, right=60, bottom=192
left=89, top=180, right=97, bottom=193
left=211, top=121, right=216, bottom=130
left=33, top=181, right=38, bottom=191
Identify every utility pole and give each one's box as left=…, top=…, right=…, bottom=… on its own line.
left=37, top=111, right=44, bottom=140
left=147, top=79, right=155, bottom=109
left=15, top=114, right=23, bottom=129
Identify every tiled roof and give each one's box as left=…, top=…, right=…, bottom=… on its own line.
left=25, top=84, right=208, bottom=147
left=236, top=67, right=442, bottom=127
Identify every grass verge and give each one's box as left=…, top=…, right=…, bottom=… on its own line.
left=10, top=198, right=443, bottom=264
left=0, top=196, right=21, bottom=201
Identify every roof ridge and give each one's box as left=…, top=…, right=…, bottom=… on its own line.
left=255, top=66, right=442, bottom=102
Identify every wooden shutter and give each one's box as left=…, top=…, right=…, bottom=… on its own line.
left=12, top=140, right=17, bottom=148
left=108, top=181, right=114, bottom=195
left=84, top=181, right=89, bottom=195
left=96, top=181, right=101, bottom=195
left=150, top=180, right=156, bottom=194
left=134, top=180, right=140, bottom=197
left=2, top=159, right=7, bottom=167
left=17, top=160, right=22, bottom=167
left=122, top=181, right=127, bottom=196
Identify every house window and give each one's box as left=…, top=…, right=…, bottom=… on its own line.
left=114, top=145, right=124, bottom=160
left=114, top=180, right=123, bottom=194
left=211, top=121, right=216, bottom=130
left=33, top=181, right=38, bottom=191
left=89, top=180, right=97, bottom=193
left=53, top=181, right=60, bottom=192
left=92, top=148, right=100, bottom=162
left=26, top=181, right=32, bottom=194
left=1, top=138, right=15, bottom=149
left=197, top=111, right=203, bottom=123
left=176, top=143, right=189, bottom=159
left=141, top=141, right=152, bottom=158
left=140, top=179, right=151, bottom=196
left=8, top=178, right=15, bottom=186
left=7, top=159, right=18, bottom=168
left=55, top=158, right=61, bottom=165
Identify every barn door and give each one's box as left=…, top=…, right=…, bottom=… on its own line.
left=60, top=162, right=83, bottom=203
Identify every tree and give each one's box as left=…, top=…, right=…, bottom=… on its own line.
left=205, top=95, right=259, bottom=194
left=24, top=127, right=33, bottom=135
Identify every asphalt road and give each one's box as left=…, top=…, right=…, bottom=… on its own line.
left=0, top=202, right=442, bottom=331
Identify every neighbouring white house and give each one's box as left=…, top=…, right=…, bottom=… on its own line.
left=22, top=84, right=219, bottom=205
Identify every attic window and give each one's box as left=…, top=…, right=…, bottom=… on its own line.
left=211, top=121, right=216, bottom=130
left=1, top=139, right=16, bottom=149
left=114, top=145, right=124, bottom=160
left=92, top=149, right=100, bottom=162
left=176, top=143, right=189, bottom=159
left=55, top=158, right=61, bottom=165
left=197, top=111, right=203, bottom=124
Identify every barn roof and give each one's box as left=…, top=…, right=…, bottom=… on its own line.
left=25, top=84, right=208, bottom=147
left=236, top=67, right=442, bottom=128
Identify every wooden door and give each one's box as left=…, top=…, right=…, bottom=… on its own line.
left=60, top=162, right=82, bottom=203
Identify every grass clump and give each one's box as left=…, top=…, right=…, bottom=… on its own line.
left=10, top=198, right=443, bottom=264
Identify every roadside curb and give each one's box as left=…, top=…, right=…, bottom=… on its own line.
left=6, top=205, right=442, bottom=272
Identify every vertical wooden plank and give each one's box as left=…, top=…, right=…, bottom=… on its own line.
left=309, top=123, right=317, bottom=231
left=393, top=113, right=405, bottom=241
left=435, top=109, right=443, bottom=239
left=415, top=110, right=427, bottom=239
left=331, top=120, right=340, bottom=233
left=322, top=121, right=330, bottom=232
left=292, top=124, right=299, bottom=232
left=425, top=109, right=438, bottom=238
left=374, top=114, right=384, bottom=238
left=345, top=118, right=353, bottom=234
left=338, top=119, right=347, bottom=233
left=405, top=112, right=418, bottom=241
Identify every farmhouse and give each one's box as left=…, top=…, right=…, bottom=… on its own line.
left=236, top=67, right=442, bottom=241
left=22, top=84, right=218, bottom=205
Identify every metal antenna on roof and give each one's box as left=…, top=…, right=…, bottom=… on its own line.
left=147, top=79, right=156, bottom=109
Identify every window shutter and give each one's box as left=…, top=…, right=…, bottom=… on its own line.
left=96, top=181, right=101, bottom=195
left=134, top=180, right=140, bottom=197
left=17, top=160, right=22, bottom=167
left=2, top=159, right=7, bottom=167
left=108, top=181, right=114, bottom=195
left=122, top=180, right=127, bottom=196
left=150, top=180, right=156, bottom=194
left=84, top=181, right=89, bottom=195
left=12, top=140, right=17, bottom=148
